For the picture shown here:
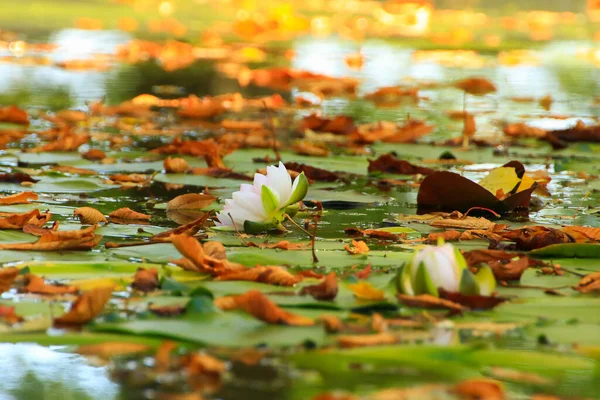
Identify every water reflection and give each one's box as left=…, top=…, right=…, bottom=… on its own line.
left=0, top=343, right=118, bottom=400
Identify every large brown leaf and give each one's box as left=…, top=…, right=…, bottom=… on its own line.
left=54, top=286, right=114, bottom=325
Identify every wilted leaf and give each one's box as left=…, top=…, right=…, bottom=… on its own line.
left=0, top=172, right=39, bottom=184
left=131, top=267, right=160, bottom=292
left=0, top=192, right=38, bottom=205
left=500, top=226, right=572, bottom=251
left=54, top=285, right=114, bottom=325
left=216, top=266, right=301, bottom=286
left=24, top=274, right=78, bottom=295
left=0, top=225, right=101, bottom=251
left=74, top=207, right=107, bottom=224
left=216, top=290, right=314, bottom=326
left=300, top=114, right=356, bottom=135
left=348, top=281, right=385, bottom=300
left=345, top=240, right=370, bottom=255
left=397, top=293, right=464, bottom=312
left=0, top=267, right=19, bottom=294
left=0, top=105, right=29, bottom=125
left=0, top=209, right=51, bottom=230
left=164, top=156, right=190, bottom=173
left=345, top=227, right=404, bottom=241
left=451, top=379, right=504, bottom=400
left=109, top=207, right=151, bottom=221
left=337, top=333, right=398, bottom=348
left=573, top=272, right=600, bottom=294
left=299, top=272, right=338, bottom=300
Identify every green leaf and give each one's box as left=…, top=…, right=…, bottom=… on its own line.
left=395, top=263, right=414, bottom=295
left=243, top=220, right=278, bottom=234
left=474, top=265, right=496, bottom=296
left=529, top=244, right=600, bottom=258
left=283, top=172, right=308, bottom=207
left=413, top=263, right=438, bottom=296
left=459, top=268, right=480, bottom=296
left=261, top=184, right=279, bottom=215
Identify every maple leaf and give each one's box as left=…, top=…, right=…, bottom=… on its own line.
left=299, top=272, right=338, bottom=300
left=54, top=286, right=114, bottom=325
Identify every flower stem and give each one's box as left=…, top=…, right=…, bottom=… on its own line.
left=228, top=212, right=248, bottom=245
left=284, top=213, right=319, bottom=263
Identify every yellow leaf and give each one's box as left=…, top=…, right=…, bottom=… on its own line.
left=347, top=281, right=385, bottom=300
left=478, top=167, right=520, bottom=197
left=516, top=173, right=535, bottom=193
left=70, top=278, right=125, bottom=291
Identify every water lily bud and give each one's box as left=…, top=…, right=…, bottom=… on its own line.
left=397, top=240, right=466, bottom=297
left=215, top=162, right=308, bottom=232
left=397, top=240, right=496, bottom=297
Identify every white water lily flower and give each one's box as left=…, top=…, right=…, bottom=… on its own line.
left=396, top=239, right=495, bottom=297
left=215, top=162, right=308, bottom=232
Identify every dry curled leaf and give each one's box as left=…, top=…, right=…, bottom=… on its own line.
left=54, top=285, right=114, bottom=325
left=337, top=332, right=398, bottom=348
left=0, top=191, right=38, bottom=205
left=347, top=281, right=385, bottom=301
left=24, top=274, right=79, bottom=295
left=0, top=225, right=101, bottom=251
left=0, top=209, right=52, bottom=230
left=345, top=227, right=404, bottom=241
left=573, top=272, right=600, bottom=294
left=217, top=290, right=314, bottom=326
left=164, top=156, right=190, bottom=173
left=82, top=149, right=106, bottom=161
left=216, top=265, right=301, bottom=286
left=109, top=207, right=151, bottom=221
left=344, top=240, right=370, bottom=255
left=131, top=267, right=160, bottom=292
left=74, top=207, right=107, bottom=224
left=299, top=272, right=338, bottom=300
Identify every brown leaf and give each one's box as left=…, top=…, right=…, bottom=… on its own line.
left=344, top=240, right=370, bottom=255
left=337, top=332, right=398, bottom=348
left=300, top=272, right=338, bottom=300
left=82, top=149, right=106, bottom=161
left=216, top=265, right=301, bottom=286
left=439, top=289, right=508, bottom=310
left=300, top=114, right=356, bottom=135
left=318, top=314, right=344, bottom=333
left=454, top=77, right=497, bottom=96
left=54, top=286, right=114, bottom=325
left=74, top=207, right=107, bottom=224
left=0, top=225, right=101, bottom=251
left=184, top=352, right=226, bottom=377
left=164, top=156, right=190, bottom=173
left=397, top=293, right=465, bottom=312
left=487, top=257, right=530, bottom=281
left=0, top=267, right=19, bottom=294
left=0, top=172, right=39, bottom=184
left=561, top=226, right=600, bottom=242
left=368, top=153, right=435, bottom=175
left=573, top=272, right=600, bottom=293
left=166, top=193, right=216, bottom=211
left=355, top=120, right=433, bottom=144
left=77, top=342, right=150, bottom=359
left=293, top=142, right=330, bottom=157
left=24, top=274, right=79, bottom=295
left=452, top=379, right=504, bottom=400
left=50, top=165, right=97, bottom=175
left=109, top=173, right=149, bottom=184
left=219, top=290, right=314, bottom=326
left=131, top=267, right=160, bottom=292
left=0, top=192, right=38, bottom=205
left=109, top=207, right=151, bottom=221
left=170, top=234, right=242, bottom=275
left=284, top=162, right=341, bottom=182
left=345, top=227, right=404, bottom=241
left=149, top=304, right=187, bottom=317
left=501, top=226, right=572, bottom=251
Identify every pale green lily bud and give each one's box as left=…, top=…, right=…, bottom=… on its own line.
left=396, top=239, right=496, bottom=297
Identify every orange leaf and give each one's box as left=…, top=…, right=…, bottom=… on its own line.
left=82, top=149, right=106, bottom=161
left=24, top=274, right=78, bottom=295
left=397, top=293, right=465, bottom=312
left=218, top=290, right=314, bottom=326
left=454, top=77, right=497, bottom=96
left=0, top=105, right=29, bottom=125
left=54, top=285, right=114, bottom=325
left=452, top=379, right=504, bottom=400
left=0, top=225, right=101, bottom=251
left=109, top=207, right=151, bottom=221
left=74, top=207, right=107, bottom=224
left=347, top=281, right=385, bottom=300
left=0, top=267, right=19, bottom=294
left=337, top=333, right=398, bottom=348
left=299, top=272, right=338, bottom=300
left=216, top=265, right=301, bottom=286
left=77, top=342, right=149, bottom=359
left=166, top=193, right=216, bottom=211
left=344, top=240, right=370, bottom=255
left=573, top=272, right=600, bottom=294
left=0, top=209, right=51, bottom=229
left=561, top=226, right=600, bottom=242
left=0, top=191, right=37, bottom=205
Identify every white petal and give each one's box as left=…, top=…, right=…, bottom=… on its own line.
left=232, top=191, right=267, bottom=219
left=265, top=162, right=292, bottom=206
